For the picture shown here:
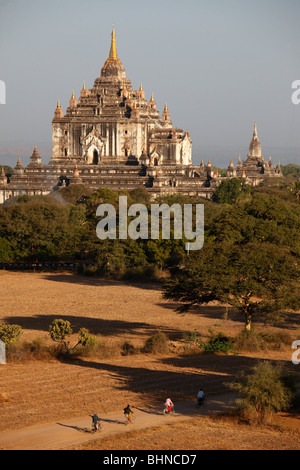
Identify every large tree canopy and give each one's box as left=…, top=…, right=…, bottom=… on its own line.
left=163, top=242, right=300, bottom=330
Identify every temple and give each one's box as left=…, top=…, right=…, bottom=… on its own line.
left=0, top=28, right=282, bottom=204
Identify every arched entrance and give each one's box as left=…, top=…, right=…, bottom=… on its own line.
left=93, top=149, right=99, bottom=165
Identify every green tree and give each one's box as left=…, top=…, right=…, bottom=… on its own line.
left=0, top=237, right=13, bottom=262
left=227, top=361, right=294, bottom=423
left=0, top=324, right=22, bottom=345
left=212, top=178, right=251, bottom=204
left=163, top=242, right=299, bottom=330
left=49, top=319, right=73, bottom=351
left=49, top=319, right=98, bottom=354
left=0, top=199, right=86, bottom=261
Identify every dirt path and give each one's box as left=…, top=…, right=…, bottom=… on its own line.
left=0, top=393, right=235, bottom=450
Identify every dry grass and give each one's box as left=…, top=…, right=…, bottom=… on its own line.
left=68, top=414, right=300, bottom=450
left=0, top=271, right=299, bottom=449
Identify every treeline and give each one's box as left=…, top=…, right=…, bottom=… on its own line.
left=0, top=176, right=299, bottom=281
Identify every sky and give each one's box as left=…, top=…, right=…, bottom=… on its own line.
left=0, top=0, right=299, bottom=168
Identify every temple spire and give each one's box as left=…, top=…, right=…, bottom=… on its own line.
left=109, top=25, right=118, bottom=61
left=253, top=122, right=257, bottom=138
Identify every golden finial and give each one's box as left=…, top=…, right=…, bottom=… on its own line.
left=253, top=122, right=257, bottom=137
left=57, top=100, right=61, bottom=108
left=83, top=81, right=86, bottom=90
left=164, top=102, right=168, bottom=111
left=109, top=25, right=118, bottom=61
left=71, top=90, right=75, bottom=99
left=139, top=83, right=143, bottom=91
left=150, top=92, right=154, bottom=102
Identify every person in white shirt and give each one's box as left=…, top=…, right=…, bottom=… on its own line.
left=164, top=397, right=174, bottom=413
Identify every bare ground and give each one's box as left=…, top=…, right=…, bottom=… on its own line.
left=0, top=271, right=299, bottom=450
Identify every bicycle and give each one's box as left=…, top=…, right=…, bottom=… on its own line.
left=163, top=405, right=175, bottom=415
left=91, top=421, right=104, bottom=432
left=125, top=413, right=136, bottom=425
left=196, top=397, right=206, bottom=408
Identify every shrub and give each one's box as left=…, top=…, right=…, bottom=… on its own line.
left=8, top=337, right=54, bottom=362
left=121, top=340, right=136, bottom=356
left=143, top=332, right=169, bottom=354
left=182, top=331, right=202, bottom=350
left=49, top=319, right=73, bottom=352
left=200, top=331, right=234, bottom=354
left=49, top=320, right=100, bottom=356
left=261, top=331, right=292, bottom=351
left=234, top=329, right=266, bottom=352
left=234, top=329, right=293, bottom=352
left=77, top=328, right=99, bottom=351
left=120, top=265, right=158, bottom=282
left=227, top=361, right=295, bottom=423
left=0, top=323, right=22, bottom=345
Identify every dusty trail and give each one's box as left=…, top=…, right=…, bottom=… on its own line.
left=0, top=393, right=235, bottom=450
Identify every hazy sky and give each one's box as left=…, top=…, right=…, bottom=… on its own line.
left=0, top=0, right=299, bottom=167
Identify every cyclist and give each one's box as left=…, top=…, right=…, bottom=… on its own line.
left=164, top=397, right=174, bottom=413
left=197, top=389, right=205, bottom=406
left=124, top=404, right=134, bottom=424
left=90, top=412, right=101, bottom=431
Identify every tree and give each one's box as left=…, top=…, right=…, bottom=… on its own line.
left=49, top=319, right=98, bottom=354
left=0, top=324, right=22, bottom=345
left=0, top=237, right=12, bottom=262
left=212, top=178, right=251, bottom=204
left=227, top=361, right=295, bottom=423
left=49, top=319, right=73, bottom=352
left=0, top=199, right=86, bottom=261
left=163, top=242, right=300, bottom=330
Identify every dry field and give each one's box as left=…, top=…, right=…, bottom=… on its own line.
left=0, top=271, right=299, bottom=450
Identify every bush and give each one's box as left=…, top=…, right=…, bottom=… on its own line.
left=8, top=337, right=55, bottom=362
left=234, top=329, right=293, bottom=352
left=120, top=265, right=159, bottom=282
left=49, top=319, right=72, bottom=342
left=0, top=323, right=22, bottom=345
left=121, top=340, right=136, bottom=356
left=200, top=331, right=234, bottom=354
left=234, top=329, right=266, bottom=352
left=143, top=333, right=169, bottom=354
left=227, top=361, right=295, bottom=423
left=182, top=331, right=202, bottom=351
left=78, top=328, right=99, bottom=350
left=261, top=331, right=292, bottom=351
